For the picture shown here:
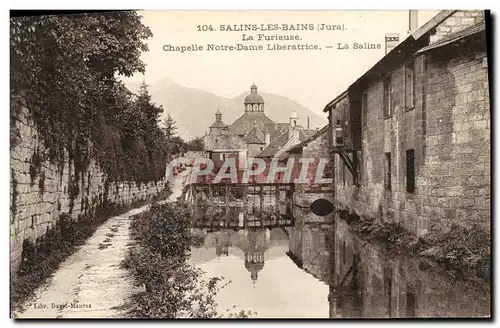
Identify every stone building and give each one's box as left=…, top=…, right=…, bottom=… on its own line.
left=323, top=10, right=490, bottom=237
left=203, top=83, right=316, bottom=180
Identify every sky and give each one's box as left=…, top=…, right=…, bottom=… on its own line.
left=123, top=10, right=441, bottom=113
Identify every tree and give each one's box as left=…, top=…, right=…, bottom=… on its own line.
left=136, top=81, right=163, bottom=126
left=10, top=12, right=171, bottom=183
left=186, top=137, right=204, bottom=151
left=163, top=114, right=178, bottom=140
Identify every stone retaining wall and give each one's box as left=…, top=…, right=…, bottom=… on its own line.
left=10, top=105, right=167, bottom=273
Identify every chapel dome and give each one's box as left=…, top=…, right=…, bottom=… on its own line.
left=244, top=83, right=264, bottom=104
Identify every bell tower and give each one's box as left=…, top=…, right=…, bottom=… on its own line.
left=244, top=82, right=265, bottom=113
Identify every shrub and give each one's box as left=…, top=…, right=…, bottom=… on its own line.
left=123, top=202, right=253, bottom=318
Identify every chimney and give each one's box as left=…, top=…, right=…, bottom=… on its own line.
left=385, top=33, right=400, bottom=55
left=265, top=132, right=270, bottom=146
left=408, top=10, right=418, bottom=35
left=307, top=116, right=310, bottom=129
left=288, top=125, right=300, bottom=140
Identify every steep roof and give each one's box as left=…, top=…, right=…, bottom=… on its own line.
left=417, top=20, right=486, bottom=53
left=287, top=125, right=329, bottom=153
left=323, top=10, right=460, bottom=113
left=203, top=133, right=246, bottom=151
left=229, top=112, right=276, bottom=137
left=299, top=129, right=319, bottom=141
left=256, top=128, right=317, bottom=158
left=243, top=126, right=266, bottom=144
left=256, top=131, right=290, bottom=158
left=210, top=120, right=227, bottom=128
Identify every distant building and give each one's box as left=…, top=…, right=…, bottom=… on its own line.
left=203, top=83, right=316, bottom=180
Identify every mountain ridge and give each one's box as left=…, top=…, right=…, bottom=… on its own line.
left=125, top=79, right=327, bottom=140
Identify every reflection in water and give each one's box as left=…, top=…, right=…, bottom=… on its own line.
left=188, top=205, right=490, bottom=318
left=189, top=225, right=330, bottom=318
left=291, top=206, right=491, bottom=318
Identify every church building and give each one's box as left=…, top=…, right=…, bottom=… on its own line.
left=203, top=83, right=316, bottom=177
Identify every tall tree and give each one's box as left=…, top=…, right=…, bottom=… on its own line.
left=163, top=114, right=177, bottom=140
left=186, top=137, right=204, bottom=151
left=136, top=81, right=163, bottom=126
left=10, top=12, right=172, bottom=183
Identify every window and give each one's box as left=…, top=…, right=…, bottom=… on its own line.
left=405, top=61, right=415, bottom=110
left=342, top=165, right=346, bottom=185
left=342, top=240, right=347, bottom=264
left=406, top=149, right=415, bottom=193
left=383, top=75, right=392, bottom=118
left=335, top=126, right=344, bottom=146
left=362, top=92, right=368, bottom=128
left=384, top=152, right=391, bottom=190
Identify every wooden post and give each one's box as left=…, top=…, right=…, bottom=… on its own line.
left=225, top=184, right=229, bottom=205
left=275, top=185, right=280, bottom=215
left=259, top=185, right=264, bottom=214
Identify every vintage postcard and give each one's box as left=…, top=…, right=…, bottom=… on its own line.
left=10, top=9, right=491, bottom=319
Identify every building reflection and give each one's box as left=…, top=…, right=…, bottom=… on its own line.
left=198, top=226, right=288, bottom=283
left=288, top=205, right=491, bottom=318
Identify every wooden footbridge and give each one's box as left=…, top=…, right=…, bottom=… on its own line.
left=181, top=183, right=296, bottom=230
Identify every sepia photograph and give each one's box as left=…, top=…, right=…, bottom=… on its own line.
left=9, top=9, right=491, bottom=319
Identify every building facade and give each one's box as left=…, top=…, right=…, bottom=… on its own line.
left=324, top=10, right=490, bottom=237
left=203, top=83, right=316, bottom=182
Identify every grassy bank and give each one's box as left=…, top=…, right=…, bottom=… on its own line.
left=122, top=202, right=254, bottom=319
left=347, top=216, right=490, bottom=282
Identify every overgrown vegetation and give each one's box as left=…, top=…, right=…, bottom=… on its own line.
left=185, top=137, right=205, bottom=151
left=10, top=12, right=181, bottom=184
left=122, top=203, right=254, bottom=318
left=348, top=216, right=490, bottom=281
left=10, top=200, right=148, bottom=313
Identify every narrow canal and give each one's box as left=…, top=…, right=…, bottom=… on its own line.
left=187, top=204, right=490, bottom=318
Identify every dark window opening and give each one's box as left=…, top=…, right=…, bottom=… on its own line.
left=406, top=149, right=415, bottom=193
left=336, top=119, right=341, bottom=126
left=335, top=123, right=344, bottom=145
left=383, top=75, right=392, bottom=118
left=342, top=165, right=346, bottom=185
left=362, top=92, right=368, bottom=128
left=342, top=240, right=347, bottom=264
left=405, top=61, right=415, bottom=110
left=385, top=152, right=391, bottom=191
